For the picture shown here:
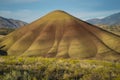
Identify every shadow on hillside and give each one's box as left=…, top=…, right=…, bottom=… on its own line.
left=0, top=45, right=7, bottom=56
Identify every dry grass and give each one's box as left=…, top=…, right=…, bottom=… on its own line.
left=0, top=56, right=120, bottom=80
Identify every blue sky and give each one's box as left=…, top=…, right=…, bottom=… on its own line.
left=0, top=0, right=120, bottom=23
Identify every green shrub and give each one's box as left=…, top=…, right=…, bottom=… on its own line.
left=0, top=56, right=119, bottom=80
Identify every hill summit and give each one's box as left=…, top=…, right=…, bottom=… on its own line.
left=0, top=10, right=120, bottom=60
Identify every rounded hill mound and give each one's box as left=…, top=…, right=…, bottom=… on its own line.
left=0, top=10, right=120, bottom=60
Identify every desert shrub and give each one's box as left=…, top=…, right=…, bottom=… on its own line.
left=0, top=28, right=14, bottom=35
left=0, top=56, right=119, bottom=80
left=2, top=70, right=34, bottom=80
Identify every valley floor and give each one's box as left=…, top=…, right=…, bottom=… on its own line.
left=0, top=56, right=120, bottom=80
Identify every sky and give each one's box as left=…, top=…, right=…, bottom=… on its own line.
left=0, top=0, right=120, bottom=23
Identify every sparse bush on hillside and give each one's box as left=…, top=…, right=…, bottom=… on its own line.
left=0, top=57, right=120, bottom=80
left=99, top=25, right=120, bottom=35
left=0, top=28, right=14, bottom=35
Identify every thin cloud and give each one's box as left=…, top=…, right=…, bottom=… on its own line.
left=0, top=10, right=44, bottom=22
left=70, top=10, right=120, bottom=20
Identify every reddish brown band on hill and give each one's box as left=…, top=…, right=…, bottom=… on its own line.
left=0, top=10, right=120, bottom=60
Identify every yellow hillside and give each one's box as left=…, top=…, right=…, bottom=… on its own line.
left=0, top=10, right=120, bottom=60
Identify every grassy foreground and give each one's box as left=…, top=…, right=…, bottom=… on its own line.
left=0, top=56, right=120, bottom=80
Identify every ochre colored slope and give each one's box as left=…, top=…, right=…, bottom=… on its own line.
left=0, top=10, right=120, bottom=59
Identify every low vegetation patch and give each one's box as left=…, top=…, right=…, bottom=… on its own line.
left=0, top=56, right=120, bottom=80
left=0, top=28, right=14, bottom=35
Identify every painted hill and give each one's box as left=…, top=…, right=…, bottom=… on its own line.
left=0, top=16, right=27, bottom=28
left=87, top=12, right=120, bottom=25
left=0, top=10, right=120, bottom=60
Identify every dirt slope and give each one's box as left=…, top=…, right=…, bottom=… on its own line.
left=0, top=10, right=120, bottom=60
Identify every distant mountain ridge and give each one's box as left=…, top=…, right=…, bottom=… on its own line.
left=0, top=16, right=27, bottom=28
left=87, top=12, right=120, bottom=25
